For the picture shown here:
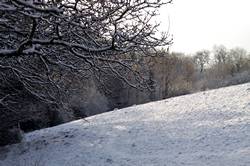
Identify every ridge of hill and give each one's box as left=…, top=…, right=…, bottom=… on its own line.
left=0, top=83, right=250, bottom=166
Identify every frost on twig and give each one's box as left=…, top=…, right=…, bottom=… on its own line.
left=0, top=0, right=172, bottom=126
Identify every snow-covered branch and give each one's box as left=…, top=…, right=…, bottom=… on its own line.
left=0, top=0, right=172, bottom=113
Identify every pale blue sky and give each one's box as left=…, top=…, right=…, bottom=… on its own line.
left=159, top=0, right=250, bottom=54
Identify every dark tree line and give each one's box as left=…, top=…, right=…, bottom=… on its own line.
left=0, top=0, right=172, bottom=122
left=0, top=0, right=172, bottom=145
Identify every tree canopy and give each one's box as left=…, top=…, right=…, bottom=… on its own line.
left=0, top=0, right=172, bottom=121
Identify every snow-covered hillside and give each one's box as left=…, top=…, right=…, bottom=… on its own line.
left=1, top=83, right=250, bottom=166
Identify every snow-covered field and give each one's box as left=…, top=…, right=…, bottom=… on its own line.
left=0, top=83, right=250, bottom=166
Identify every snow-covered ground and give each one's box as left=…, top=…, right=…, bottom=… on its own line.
left=0, top=83, right=250, bottom=166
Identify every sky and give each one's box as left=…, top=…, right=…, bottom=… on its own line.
left=159, top=0, right=250, bottom=54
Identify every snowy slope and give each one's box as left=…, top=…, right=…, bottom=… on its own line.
left=0, top=83, right=250, bottom=166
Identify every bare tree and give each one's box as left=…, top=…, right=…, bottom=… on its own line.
left=0, top=0, right=172, bottom=129
left=228, top=47, right=247, bottom=72
left=213, top=45, right=228, bottom=64
left=193, top=50, right=210, bottom=73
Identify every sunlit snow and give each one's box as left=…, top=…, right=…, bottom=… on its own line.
left=0, top=83, right=250, bottom=166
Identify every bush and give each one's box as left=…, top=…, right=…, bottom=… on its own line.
left=0, top=127, right=23, bottom=146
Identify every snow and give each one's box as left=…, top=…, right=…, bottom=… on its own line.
left=0, top=83, right=250, bottom=166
